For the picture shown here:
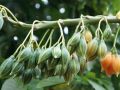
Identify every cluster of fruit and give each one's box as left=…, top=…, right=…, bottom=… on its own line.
left=0, top=18, right=119, bottom=84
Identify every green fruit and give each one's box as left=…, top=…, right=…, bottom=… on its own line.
left=11, top=61, right=24, bottom=75
left=76, top=35, right=87, bottom=56
left=52, top=44, right=61, bottom=58
left=15, top=66, right=24, bottom=77
left=67, top=32, right=80, bottom=53
left=68, top=54, right=80, bottom=74
left=47, top=58, right=60, bottom=70
left=0, top=55, right=15, bottom=78
left=32, top=67, right=41, bottom=79
left=34, top=48, right=42, bottom=64
left=38, top=47, right=53, bottom=64
left=18, top=46, right=33, bottom=62
left=28, top=52, right=36, bottom=68
left=98, top=40, right=107, bottom=58
left=67, top=32, right=80, bottom=46
left=79, top=56, right=87, bottom=73
left=103, top=24, right=112, bottom=40
left=54, top=64, right=62, bottom=75
left=22, top=69, right=33, bottom=84
left=64, top=71, right=74, bottom=82
left=64, top=53, right=80, bottom=81
left=61, top=45, right=71, bottom=72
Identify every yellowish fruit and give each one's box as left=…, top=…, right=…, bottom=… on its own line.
left=84, top=30, right=92, bottom=43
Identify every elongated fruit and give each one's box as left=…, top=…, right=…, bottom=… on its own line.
left=52, top=44, right=61, bottom=58
left=38, top=47, right=53, bottom=64
left=76, top=35, right=87, bottom=57
left=0, top=55, right=15, bottom=78
left=67, top=32, right=80, bottom=53
left=87, top=37, right=99, bottom=59
left=84, top=30, right=92, bottom=43
left=98, top=40, right=107, bottom=58
left=18, top=46, right=33, bottom=62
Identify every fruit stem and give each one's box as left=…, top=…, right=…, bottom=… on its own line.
left=13, top=44, right=24, bottom=56
left=113, top=26, right=120, bottom=48
left=53, top=36, right=62, bottom=47
left=111, top=46, right=117, bottom=54
left=13, top=30, right=32, bottom=56
left=58, top=20, right=65, bottom=45
left=49, top=29, right=54, bottom=47
left=74, top=20, right=81, bottom=33
left=80, top=15, right=85, bottom=33
left=104, top=16, right=109, bottom=25
left=0, top=8, right=8, bottom=17
left=44, top=29, right=54, bottom=48
left=29, top=20, right=40, bottom=44
left=38, top=29, right=50, bottom=47
left=0, top=5, right=20, bottom=24
left=95, top=18, right=104, bottom=38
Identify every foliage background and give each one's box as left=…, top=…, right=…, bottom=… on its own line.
left=0, top=0, right=120, bottom=90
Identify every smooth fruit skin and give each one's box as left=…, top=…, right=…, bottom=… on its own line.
left=105, top=63, right=114, bottom=76
left=76, top=35, right=87, bottom=57
left=100, top=52, right=112, bottom=71
left=100, top=52, right=117, bottom=76
left=87, top=37, right=99, bottom=59
left=105, top=55, right=115, bottom=77
left=103, top=24, right=112, bottom=40
left=67, top=32, right=80, bottom=53
left=112, top=55, right=120, bottom=77
left=97, top=40, right=107, bottom=58
left=52, top=45, right=61, bottom=59
left=84, top=30, right=92, bottom=43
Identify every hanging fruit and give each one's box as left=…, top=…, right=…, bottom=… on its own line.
left=84, top=30, right=92, bottom=43
left=86, top=37, right=99, bottom=60
left=112, top=55, right=120, bottom=77
left=67, top=32, right=80, bottom=53
left=0, top=8, right=120, bottom=85
left=76, top=35, right=87, bottom=57
left=97, top=39, right=107, bottom=58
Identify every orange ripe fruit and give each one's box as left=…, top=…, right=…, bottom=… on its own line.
left=105, top=60, right=115, bottom=76
left=112, top=55, right=120, bottom=77
left=100, top=52, right=112, bottom=71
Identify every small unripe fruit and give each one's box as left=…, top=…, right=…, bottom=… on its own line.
left=67, top=32, right=80, bottom=53
left=0, top=55, right=15, bottom=78
left=103, top=24, right=112, bottom=40
left=61, top=45, right=71, bottom=68
left=18, top=46, right=33, bottom=62
left=76, top=35, right=87, bottom=57
left=98, top=40, right=107, bottom=58
left=52, top=44, right=61, bottom=58
left=38, top=47, right=53, bottom=64
left=22, top=69, right=33, bottom=84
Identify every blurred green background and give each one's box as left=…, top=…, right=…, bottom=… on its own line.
left=0, top=0, right=120, bottom=90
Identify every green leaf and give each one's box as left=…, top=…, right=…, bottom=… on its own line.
left=37, top=76, right=65, bottom=88
left=1, top=78, right=26, bottom=90
left=27, top=79, right=44, bottom=90
left=88, top=79, right=105, bottom=90
left=0, top=12, right=4, bottom=30
left=101, top=79, right=114, bottom=90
